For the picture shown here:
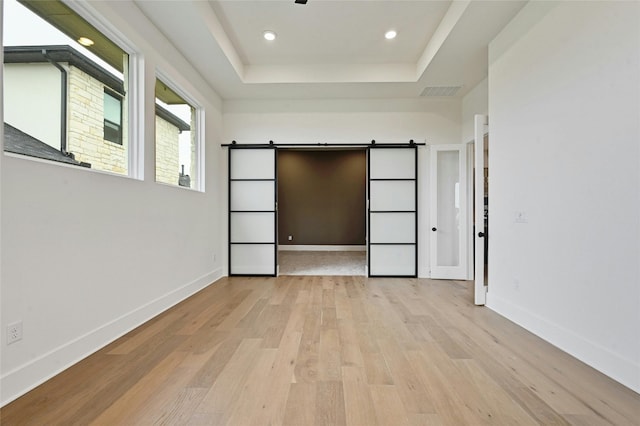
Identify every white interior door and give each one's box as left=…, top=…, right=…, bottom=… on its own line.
left=368, top=146, right=417, bottom=277
left=229, top=147, right=277, bottom=276
left=430, top=144, right=467, bottom=279
left=474, top=115, right=488, bottom=304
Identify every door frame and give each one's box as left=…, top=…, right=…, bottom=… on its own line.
left=473, top=114, right=488, bottom=305
left=224, top=141, right=424, bottom=278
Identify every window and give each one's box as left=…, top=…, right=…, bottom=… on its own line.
left=154, top=76, right=202, bottom=190
left=3, top=0, right=134, bottom=176
left=103, top=90, right=123, bottom=145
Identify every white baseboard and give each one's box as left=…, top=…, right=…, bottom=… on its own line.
left=0, top=268, right=223, bottom=407
left=487, top=293, right=640, bottom=394
left=279, top=245, right=366, bottom=252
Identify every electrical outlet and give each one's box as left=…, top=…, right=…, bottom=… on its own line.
left=7, top=321, right=23, bottom=345
left=288, top=235, right=293, bottom=241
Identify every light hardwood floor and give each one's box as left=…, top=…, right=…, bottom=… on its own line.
left=2, top=276, right=638, bottom=425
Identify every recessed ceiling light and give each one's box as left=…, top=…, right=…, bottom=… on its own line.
left=263, top=31, right=277, bottom=41
left=385, top=30, right=397, bottom=40
left=78, top=36, right=94, bottom=47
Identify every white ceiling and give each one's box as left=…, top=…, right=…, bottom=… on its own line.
left=135, top=0, right=527, bottom=100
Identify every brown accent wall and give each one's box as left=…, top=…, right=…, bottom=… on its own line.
left=278, top=149, right=366, bottom=246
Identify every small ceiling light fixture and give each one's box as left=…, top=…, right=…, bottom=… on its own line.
left=263, top=30, right=277, bottom=41
left=385, top=30, right=397, bottom=40
left=77, top=36, right=94, bottom=47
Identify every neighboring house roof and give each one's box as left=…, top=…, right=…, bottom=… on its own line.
left=4, top=45, right=191, bottom=132
left=3, top=122, right=90, bottom=167
left=4, top=45, right=125, bottom=95
left=156, top=104, right=191, bottom=132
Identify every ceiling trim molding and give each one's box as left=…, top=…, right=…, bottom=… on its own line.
left=416, top=0, right=471, bottom=79
left=244, top=63, right=417, bottom=84
left=194, top=1, right=245, bottom=79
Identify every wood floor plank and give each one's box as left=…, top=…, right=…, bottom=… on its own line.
left=295, top=289, right=311, bottom=305
left=89, top=350, right=190, bottom=424
left=355, top=326, right=381, bottom=354
left=282, top=383, right=316, bottom=426
left=369, top=384, right=411, bottom=426
left=310, top=276, right=324, bottom=304
left=417, top=341, right=508, bottom=425
left=269, top=276, right=297, bottom=306
left=66, top=335, right=188, bottom=425
left=148, top=387, right=209, bottom=426
left=349, top=297, right=369, bottom=323
left=315, top=381, right=347, bottom=426
left=454, top=358, right=539, bottom=425
left=186, top=335, right=242, bottom=388
left=334, top=277, right=352, bottom=320
left=0, top=353, right=126, bottom=425
left=260, top=304, right=294, bottom=348
left=318, top=327, right=342, bottom=381
left=409, top=413, right=444, bottom=426
left=251, top=330, right=303, bottom=426
left=362, top=351, right=394, bottom=385
left=125, top=346, right=221, bottom=424
left=107, top=311, right=185, bottom=355
left=342, top=366, right=378, bottom=426
left=195, top=338, right=263, bottom=416
left=216, top=285, right=269, bottom=331
left=337, top=318, right=365, bottom=368
left=406, top=349, right=481, bottom=425
left=378, top=337, right=436, bottom=414
left=223, top=348, right=279, bottom=426
left=294, top=303, right=322, bottom=383
left=3, top=276, right=638, bottom=426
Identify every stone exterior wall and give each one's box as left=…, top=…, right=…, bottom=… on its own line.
left=67, top=66, right=127, bottom=174
left=155, top=115, right=181, bottom=185
left=66, top=66, right=183, bottom=180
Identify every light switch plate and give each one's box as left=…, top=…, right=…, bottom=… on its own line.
left=515, top=211, right=528, bottom=223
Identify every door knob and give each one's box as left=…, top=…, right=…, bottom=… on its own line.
left=432, top=227, right=437, bottom=231
left=478, top=232, right=485, bottom=238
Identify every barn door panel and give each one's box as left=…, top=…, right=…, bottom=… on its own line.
left=228, top=147, right=277, bottom=276
left=368, top=146, right=417, bottom=277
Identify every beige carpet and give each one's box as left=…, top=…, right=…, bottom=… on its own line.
left=278, top=250, right=366, bottom=276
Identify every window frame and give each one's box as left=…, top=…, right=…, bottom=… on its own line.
left=103, top=88, right=123, bottom=145
left=154, top=69, right=205, bottom=192
left=2, top=0, right=144, bottom=180
left=68, top=0, right=144, bottom=180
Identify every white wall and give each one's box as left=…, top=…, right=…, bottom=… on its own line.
left=461, top=78, right=488, bottom=144
left=0, top=1, right=225, bottom=405
left=4, top=63, right=62, bottom=148
left=223, top=98, right=461, bottom=277
left=488, top=1, right=640, bottom=392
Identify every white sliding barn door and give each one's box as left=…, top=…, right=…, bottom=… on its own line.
left=229, top=147, right=277, bottom=276
left=368, top=146, right=417, bottom=277
left=430, top=144, right=467, bottom=279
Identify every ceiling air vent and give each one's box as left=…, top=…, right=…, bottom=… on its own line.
left=420, top=86, right=462, bottom=97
